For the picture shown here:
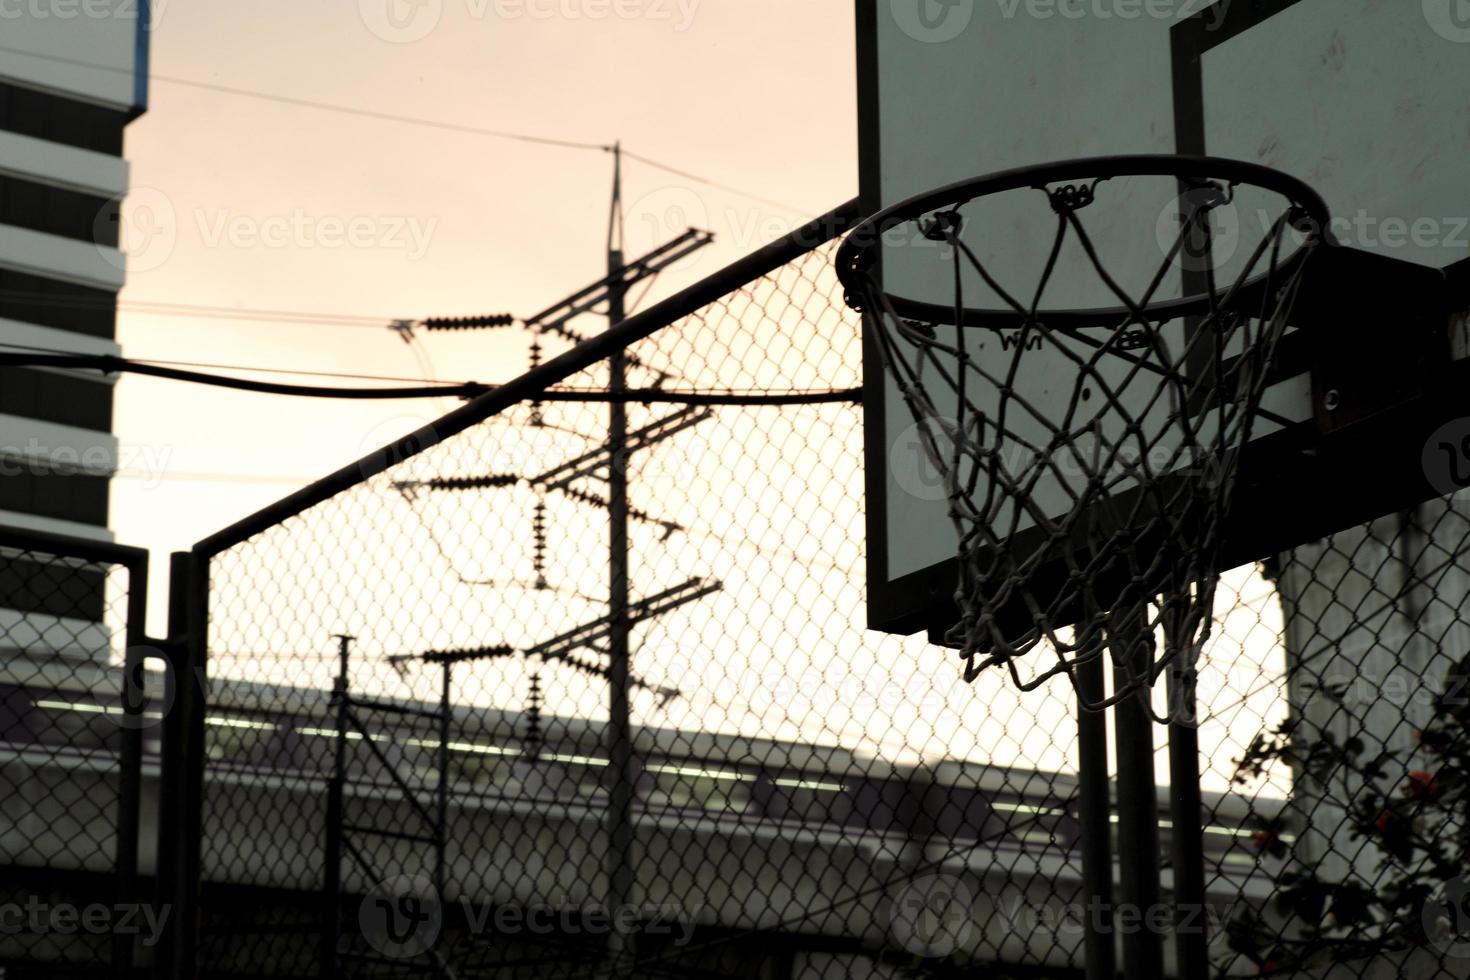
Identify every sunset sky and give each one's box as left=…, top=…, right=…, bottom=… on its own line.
left=111, top=0, right=856, bottom=632
left=101, top=1, right=1294, bottom=792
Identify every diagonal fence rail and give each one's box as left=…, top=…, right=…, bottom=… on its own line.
left=128, top=201, right=1470, bottom=980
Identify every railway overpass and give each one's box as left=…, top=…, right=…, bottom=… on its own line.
left=1, top=654, right=1281, bottom=978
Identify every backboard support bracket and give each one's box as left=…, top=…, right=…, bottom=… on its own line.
left=1301, top=247, right=1453, bottom=435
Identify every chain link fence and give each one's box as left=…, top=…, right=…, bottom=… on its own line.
left=36, top=205, right=1452, bottom=979
left=0, top=530, right=150, bottom=978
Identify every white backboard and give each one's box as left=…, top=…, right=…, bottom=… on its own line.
left=859, top=0, right=1470, bottom=633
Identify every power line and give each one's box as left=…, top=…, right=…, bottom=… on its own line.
left=0, top=288, right=396, bottom=328
left=4, top=290, right=523, bottom=333
left=0, top=340, right=443, bottom=384
left=155, top=72, right=615, bottom=153
left=0, top=350, right=483, bottom=399
left=0, top=42, right=607, bottom=150
left=621, top=149, right=807, bottom=216
left=0, top=343, right=862, bottom=404
left=120, top=301, right=388, bottom=327
left=0, top=43, right=808, bottom=214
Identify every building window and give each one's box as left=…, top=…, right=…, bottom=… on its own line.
left=0, top=82, right=127, bottom=156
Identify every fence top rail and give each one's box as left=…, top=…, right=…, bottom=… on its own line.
left=0, top=523, right=148, bottom=573
left=193, top=199, right=861, bottom=559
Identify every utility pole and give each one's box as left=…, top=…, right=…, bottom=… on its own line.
left=400, top=143, right=720, bottom=977
left=603, top=141, right=637, bottom=979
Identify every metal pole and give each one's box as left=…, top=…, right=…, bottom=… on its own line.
left=155, top=550, right=208, bottom=980
left=1075, top=651, right=1115, bottom=980
left=115, top=550, right=149, bottom=976
left=1167, top=624, right=1209, bottom=980
left=604, top=142, right=637, bottom=978
left=1110, top=608, right=1163, bottom=980
left=322, top=635, right=351, bottom=980
left=436, top=661, right=451, bottom=978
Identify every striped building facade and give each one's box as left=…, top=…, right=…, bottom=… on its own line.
left=0, top=0, right=150, bottom=541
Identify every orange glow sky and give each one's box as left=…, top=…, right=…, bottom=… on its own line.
left=111, top=0, right=857, bottom=626
left=104, top=3, right=1291, bottom=792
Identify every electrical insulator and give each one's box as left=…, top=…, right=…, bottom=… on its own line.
left=425, top=475, right=520, bottom=491
left=421, top=314, right=516, bottom=331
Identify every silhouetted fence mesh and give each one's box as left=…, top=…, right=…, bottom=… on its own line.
left=156, top=209, right=1470, bottom=979
left=0, top=533, right=148, bottom=977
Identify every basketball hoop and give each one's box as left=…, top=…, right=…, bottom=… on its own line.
left=837, top=156, right=1329, bottom=713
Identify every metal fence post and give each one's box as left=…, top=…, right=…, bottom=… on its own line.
left=1167, top=632, right=1209, bottom=980
left=1076, top=651, right=1115, bottom=980
left=156, top=550, right=208, bottom=980
left=322, top=635, right=351, bottom=979
left=115, top=549, right=150, bottom=977
left=1110, top=608, right=1163, bottom=980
